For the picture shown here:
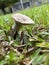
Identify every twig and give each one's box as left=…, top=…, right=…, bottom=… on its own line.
left=41, top=50, right=49, bottom=53
left=23, top=47, right=37, bottom=55
left=9, top=40, right=15, bottom=45
left=10, top=46, right=20, bottom=55
left=14, top=44, right=30, bottom=48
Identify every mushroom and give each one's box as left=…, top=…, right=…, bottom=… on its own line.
left=10, top=13, right=35, bottom=39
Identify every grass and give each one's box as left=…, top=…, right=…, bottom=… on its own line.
left=0, top=4, right=49, bottom=65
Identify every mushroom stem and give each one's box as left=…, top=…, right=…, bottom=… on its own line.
left=11, top=22, right=22, bottom=39
left=12, top=22, right=18, bottom=32
left=12, top=22, right=22, bottom=32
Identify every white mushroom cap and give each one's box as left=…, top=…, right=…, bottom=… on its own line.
left=12, top=13, right=35, bottom=25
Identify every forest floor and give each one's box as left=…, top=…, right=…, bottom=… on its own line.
left=0, top=4, right=49, bottom=65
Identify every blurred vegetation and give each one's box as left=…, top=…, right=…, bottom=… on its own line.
left=0, top=0, right=19, bottom=7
